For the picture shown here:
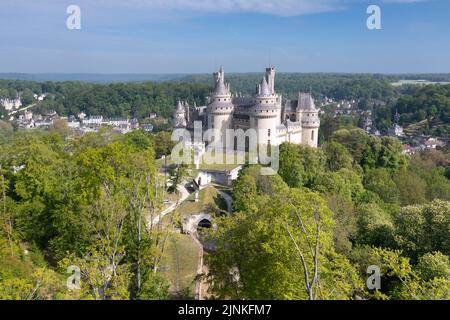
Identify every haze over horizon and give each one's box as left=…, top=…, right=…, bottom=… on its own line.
left=1, top=0, right=449, bottom=74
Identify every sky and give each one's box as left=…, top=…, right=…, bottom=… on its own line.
left=0, top=0, right=449, bottom=73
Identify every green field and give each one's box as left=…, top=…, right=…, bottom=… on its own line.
left=391, top=80, right=450, bottom=87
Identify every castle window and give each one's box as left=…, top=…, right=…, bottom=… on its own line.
left=311, top=130, right=314, bottom=141
left=268, top=129, right=271, bottom=137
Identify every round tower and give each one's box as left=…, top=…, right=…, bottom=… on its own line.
left=298, top=93, right=320, bottom=148
left=173, top=100, right=187, bottom=128
left=250, top=73, right=282, bottom=148
left=207, top=66, right=234, bottom=148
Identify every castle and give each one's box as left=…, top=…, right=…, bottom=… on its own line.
left=172, top=67, right=320, bottom=150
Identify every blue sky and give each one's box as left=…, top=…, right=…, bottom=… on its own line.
left=0, top=0, right=449, bottom=73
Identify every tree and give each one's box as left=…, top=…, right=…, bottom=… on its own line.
left=393, top=200, right=450, bottom=261
left=323, top=141, right=353, bottom=172
left=60, top=239, right=131, bottom=300
left=393, top=169, right=427, bottom=206
left=232, top=174, right=257, bottom=213
left=49, top=118, right=70, bottom=138
left=21, top=88, right=35, bottom=106
left=377, top=137, right=407, bottom=171
left=0, top=129, right=171, bottom=300
left=331, top=128, right=369, bottom=164
left=356, top=203, right=395, bottom=248
left=364, top=168, right=399, bottom=204
left=370, top=248, right=449, bottom=300
left=326, top=193, right=357, bottom=254
left=152, top=131, right=176, bottom=159
left=312, top=168, right=364, bottom=202
left=278, top=143, right=324, bottom=188
left=416, top=252, right=450, bottom=282
left=72, top=136, right=168, bottom=299
left=206, top=168, right=364, bottom=300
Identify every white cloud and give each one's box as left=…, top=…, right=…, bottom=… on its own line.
left=120, top=0, right=434, bottom=15
left=113, top=0, right=346, bottom=16
left=3, top=0, right=434, bottom=17
left=383, top=0, right=431, bottom=2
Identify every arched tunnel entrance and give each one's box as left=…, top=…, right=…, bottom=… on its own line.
left=198, top=219, right=212, bottom=229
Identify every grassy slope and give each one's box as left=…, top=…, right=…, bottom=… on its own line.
left=159, top=233, right=200, bottom=299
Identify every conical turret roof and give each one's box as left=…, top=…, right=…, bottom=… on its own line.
left=259, top=77, right=271, bottom=96
left=297, top=93, right=317, bottom=111
left=213, top=79, right=229, bottom=96
left=175, top=100, right=185, bottom=113
left=212, top=66, right=230, bottom=96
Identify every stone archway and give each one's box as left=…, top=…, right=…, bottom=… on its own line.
left=182, top=213, right=214, bottom=235
left=198, top=218, right=212, bottom=229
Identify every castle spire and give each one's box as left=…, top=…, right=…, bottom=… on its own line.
left=212, top=66, right=230, bottom=96
left=259, top=77, right=271, bottom=96
left=175, top=100, right=184, bottom=113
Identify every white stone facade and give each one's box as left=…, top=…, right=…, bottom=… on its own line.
left=173, top=67, right=320, bottom=149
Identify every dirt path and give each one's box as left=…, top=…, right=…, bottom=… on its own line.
left=151, top=183, right=190, bottom=225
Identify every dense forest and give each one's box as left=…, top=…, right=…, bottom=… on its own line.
left=374, top=85, right=450, bottom=137
left=178, top=73, right=396, bottom=100
left=0, top=127, right=176, bottom=299
left=0, top=80, right=211, bottom=120
left=1, top=75, right=450, bottom=138
left=0, top=122, right=449, bottom=300
left=208, top=129, right=450, bottom=300
left=0, top=74, right=400, bottom=119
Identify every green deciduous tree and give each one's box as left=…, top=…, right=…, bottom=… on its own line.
left=207, top=168, right=364, bottom=300
left=416, top=252, right=450, bottom=281
left=393, top=200, right=450, bottom=261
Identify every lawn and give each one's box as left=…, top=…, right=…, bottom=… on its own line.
left=177, top=186, right=227, bottom=218
left=159, top=232, right=201, bottom=299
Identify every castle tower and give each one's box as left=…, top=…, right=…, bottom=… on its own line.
left=297, top=93, right=320, bottom=148
left=265, top=67, right=276, bottom=95
left=251, top=69, right=282, bottom=148
left=172, top=100, right=187, bottom=128
left=207, top=66, right=234, bottom=147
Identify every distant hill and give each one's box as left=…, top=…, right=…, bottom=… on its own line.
left=0, top=73, right=189, bottom=83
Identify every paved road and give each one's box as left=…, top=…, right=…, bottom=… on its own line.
left=151, top=183, right=190, bottom=225
left=8, top=103, right=36, bottom=116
